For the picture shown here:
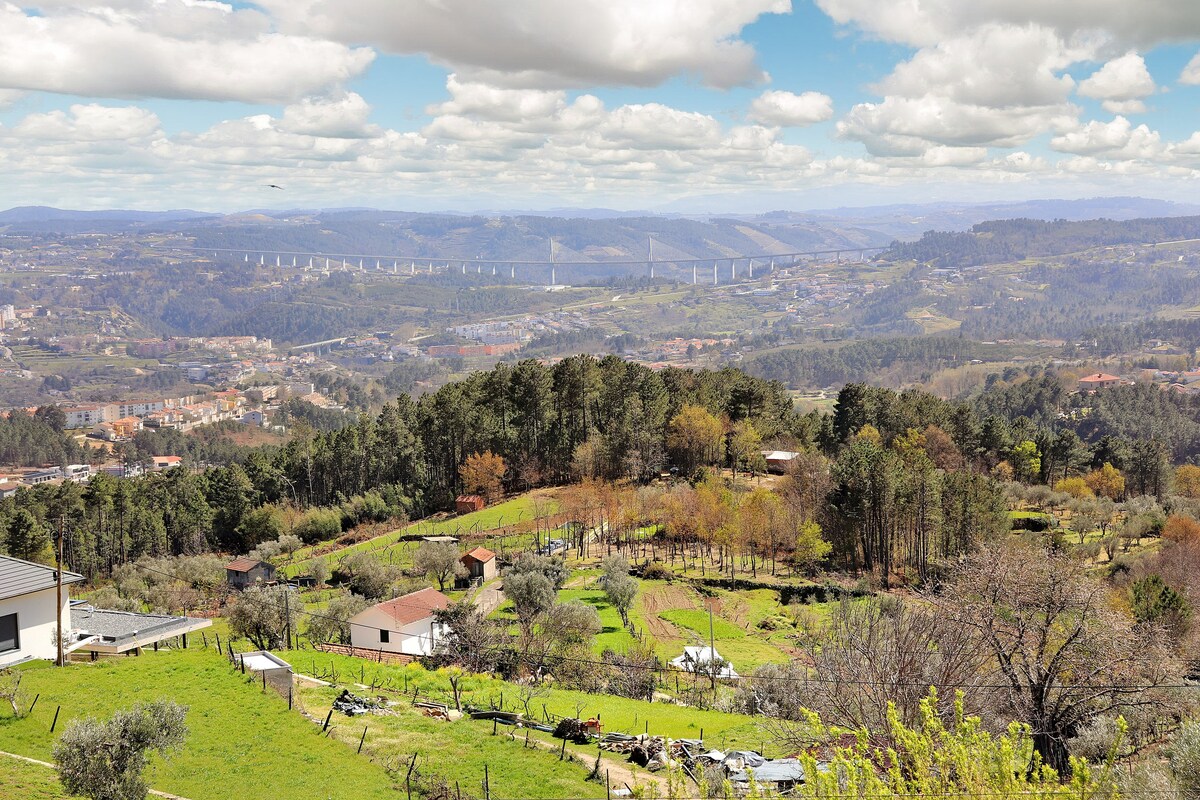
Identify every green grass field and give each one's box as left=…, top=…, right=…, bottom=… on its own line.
left=0, top=756, right=70, bottom=800
left=297, top=682, right=609, bottom=799
left=0, top=651, right=399, bottom=800
left=291, top=651, right=764, bottom=751
left=284, top=493, right=559, bottom=579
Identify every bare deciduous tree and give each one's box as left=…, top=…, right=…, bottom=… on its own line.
left=935, top=540, right=1178, bottom=776
left=751, top=595, right=993, bottom=743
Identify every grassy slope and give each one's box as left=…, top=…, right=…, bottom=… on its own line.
left=0, top=756, right=70, bottom=800
left=0, top=652, right=399, bottom=800
left=293, top=652, right=764, bottom=751
left=284, top=493, right=558, bottom=579
left=298, top=683, right=608, bottom=800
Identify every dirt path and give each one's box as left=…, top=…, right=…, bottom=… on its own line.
left=503, top=730, right=670, bottom=794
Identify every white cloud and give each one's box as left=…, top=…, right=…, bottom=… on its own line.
left=878, top=25, right=1080, bottom=107
left=1050, top=116, right=1164, bottom=160
left=257, top=0, right=790, bottom=89
left=748, top=90, right=833, bottom=126
left=279, top=93, right=377, bottom=139
left=0, top=2, right=374, bottom=102
left=12, top=104, right=161, bottom=142
left=814, top=0, right=1200, bottom=49
left=1181, top=52, right=1200, bottom=85
left=427, top=76, right=573, bottom=124
left=1078, top=52, right=1157, bottom=114
left=838, top=25, right=1079, bottom=156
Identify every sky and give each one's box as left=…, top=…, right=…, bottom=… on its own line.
left=3, top=1, right=1200, bottom=213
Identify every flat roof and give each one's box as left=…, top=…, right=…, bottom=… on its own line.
left=71, top=606, right=211, bottom=653
left=237, top=651, right=291, bottom=672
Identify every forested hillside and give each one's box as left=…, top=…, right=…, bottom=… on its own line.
left=3, top=358, right=1198, bottom=587
left=884, top=215, right=1200, bottom=267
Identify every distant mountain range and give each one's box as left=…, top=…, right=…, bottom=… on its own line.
left=3, top=197, right=1198, bottom=260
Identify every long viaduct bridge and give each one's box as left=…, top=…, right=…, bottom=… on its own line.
left=162, top=243, right=890, bottom=286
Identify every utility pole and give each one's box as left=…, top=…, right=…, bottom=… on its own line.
left=708, top=602, right=716, bottom=690
left=56, top=516, right=65, bottom=667
left=284, top=585, right=292, bottom=651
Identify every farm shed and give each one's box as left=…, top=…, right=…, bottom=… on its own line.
left=225, top=557, right=276, bottom=590
left=460, top=547, right=497, bottom=581
left=761, top=450, right=801, bottom=474
left=236, top=650, right=293, bottom=694
left=728, top=758, right=807, bottom=791
left=455, top=494, right=485, bottom=514
left=670, top=645, right=739, bottom=679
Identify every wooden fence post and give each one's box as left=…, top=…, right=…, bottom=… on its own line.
left=50, top=706, right=61, bottom=733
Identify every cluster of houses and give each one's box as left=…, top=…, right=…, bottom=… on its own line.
left=0, top=456, right=183, bottom=496
left=62, top=389, right=258, bottom=436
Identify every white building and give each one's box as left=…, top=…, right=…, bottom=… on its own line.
left=63, top=464, right=91, bottom=483
left=669, top=646, right=739, bottom=679
left=348, top=587, right=450, bottom=656
left=0, top=555, right=84, bottom=667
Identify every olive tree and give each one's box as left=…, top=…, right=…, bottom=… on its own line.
left=601, top=555, right=637, bottom=626
left=226, top=584, right=299, bottom=650
left=413, top=541, right=467, bottom=591
left=54, top=700, right=188, bottom=800
left=304, top=593, right=368, bottom=645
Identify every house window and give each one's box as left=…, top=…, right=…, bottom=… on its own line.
left=0, top=613, right=17, bottom=653
left=379, top=629, right=390, bottom=644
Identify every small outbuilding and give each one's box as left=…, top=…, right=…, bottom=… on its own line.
left=71, top=605, right=212, bottom=657
left=225, top=557, right=276, bottom=590
left=460, top=547, right=497, bottom=581
left=761, top=450, right=801, bottom=474
left=455, top=494, right=485, bottom=514
left=235, top=650, right=293, bottom=695
left=670, top=645, right=739, bottom=679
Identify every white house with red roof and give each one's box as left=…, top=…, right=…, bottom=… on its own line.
left=1077, top=372, right=1122, bottom=391
left=347, top=587, right=450, bottom=656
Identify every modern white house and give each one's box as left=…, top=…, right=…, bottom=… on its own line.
left=0, top=555, right=84, bottom=667
left=348, top=587, right=450, bottom=657
left=1, top=555, right=213, bottom=666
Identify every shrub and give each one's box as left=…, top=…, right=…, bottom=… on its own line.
left=1011, top=514, right=1053, bottom=532
left=1054, top=477, right=1093, bottom=499
left=640, top=562, right=673, bottom=581
left=293, top=508, right=342, bottom=544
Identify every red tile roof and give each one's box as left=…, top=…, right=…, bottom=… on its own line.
left=226, top=557, right=270, bottom=572
left=1078, top=372, right=1120, bottom=383
left=372, top=587, right=450, bottom=626
left=462, top=547, right=496, bottom=563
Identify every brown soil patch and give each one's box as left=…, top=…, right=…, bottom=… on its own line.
left=638, top=583, right=700, bottom=642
